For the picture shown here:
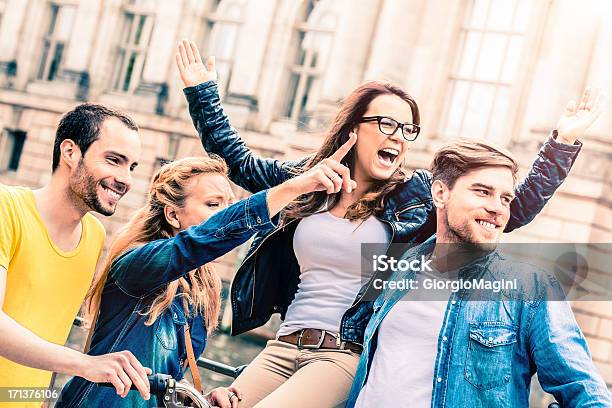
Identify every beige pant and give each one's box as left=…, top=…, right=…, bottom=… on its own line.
left=231, top=339, right=360, bottom=408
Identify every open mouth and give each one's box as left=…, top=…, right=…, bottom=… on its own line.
left=377, top=147, right=399, bottom=167
left=476, top=219, right=500, bottom=231
left=101, top=184, right=123, bottom=202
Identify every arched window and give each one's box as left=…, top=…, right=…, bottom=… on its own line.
left=440, top=0, right=534, bottom=141
left=202, top=0, right=245, bottom=98
left=111, top=0, right=157, bottom=93
left=283, top=0, right=337, bottom=126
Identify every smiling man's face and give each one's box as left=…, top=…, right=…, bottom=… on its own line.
left=68, top=117, right=141, bottom=216
left=439, top=166, right=515, bottom=248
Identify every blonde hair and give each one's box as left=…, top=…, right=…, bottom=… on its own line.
left=86, top=156, right=228, bottom=333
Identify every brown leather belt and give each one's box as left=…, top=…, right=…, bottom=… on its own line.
left=278, top=328, right=363, bottom=354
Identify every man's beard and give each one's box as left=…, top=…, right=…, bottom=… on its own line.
left=443, top=209, right=498, bottom=252
left=70, top=159, right=115, bottom=216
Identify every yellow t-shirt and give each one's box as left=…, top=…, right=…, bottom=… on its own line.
left=0, top=185, right=105, bottom=403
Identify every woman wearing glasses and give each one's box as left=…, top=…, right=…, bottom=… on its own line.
left=175, top=39, right=593, bottom=408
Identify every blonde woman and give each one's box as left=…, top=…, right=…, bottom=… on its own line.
left=57, top=149, right=356, bottom=407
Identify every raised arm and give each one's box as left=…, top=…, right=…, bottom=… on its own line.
left=505, top=88, right=603, bottom=231
left=113, top=134, right=358, bottom=297
left=504, top=133, right=580, bottom=231
left=177, top=40, right=303, bottom=193
left=113, top=190, right=274, bottom=297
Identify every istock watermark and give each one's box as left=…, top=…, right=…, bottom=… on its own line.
left=0, top=387, right=61, bottom=403
left=360, top=243, right=612, bottom=302
left=371, top=276, right=518, bottom=293
left=372, top=254, right=433, bottom=273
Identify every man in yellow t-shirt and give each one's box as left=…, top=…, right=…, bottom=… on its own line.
left=0, top=104, right=151, bottom=406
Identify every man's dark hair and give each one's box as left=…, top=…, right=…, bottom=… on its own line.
left=52, top=103, right=138, bottom=172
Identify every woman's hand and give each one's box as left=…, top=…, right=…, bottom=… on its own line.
left=175, top=39, right=217, bottom=88
left=291, top=132, right=358, bottom=195
left=555, top=87, right=604, bottom=144
left=265, top=132, right=357, bottom=217
left=205, top=385, right=241, bottom=408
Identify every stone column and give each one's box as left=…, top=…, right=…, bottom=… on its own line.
left=519, top=0, right=600, bottom=140
left=363, top=0, right=426, bottom=84
left=317, top=0, right=379, bottom=104
left=87, top=0, right=124, bottom=97
left=163, top=0, right=208, bottom=118
left=64, top=0, right=102, bottom=73
left=253, top=0, right=300, bottom=128
left=141, top=0, right=183, bottom=84
left=227, top=0, right=277, bottom=97
left=0, top=0, right=29, bottom=62
left=12, top=0, right=47, bottom=90
left=582, top=2, right=612, bottom=139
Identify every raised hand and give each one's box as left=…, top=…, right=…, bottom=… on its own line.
left=265, top=133, right=358, bottom=218
left=175, top=39, right=217, bottom=88
left=293, top=132, right=358, bottom=195
left=556, top=87, right=604, bottom=144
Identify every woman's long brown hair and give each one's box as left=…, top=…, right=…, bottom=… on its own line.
left=85, top=157, right=227, bottom=333
left=282, top=81, right=420, bottom=223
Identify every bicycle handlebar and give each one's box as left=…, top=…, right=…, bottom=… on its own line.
left=197, top=357, right=247, bottom=378
left=101, top=374, right=212, bottom=407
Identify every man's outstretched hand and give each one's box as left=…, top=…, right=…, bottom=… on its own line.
left=556, top=87, right=604, bottom=144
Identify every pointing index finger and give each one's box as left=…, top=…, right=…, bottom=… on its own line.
left=330, top=133, right=357, bottom=161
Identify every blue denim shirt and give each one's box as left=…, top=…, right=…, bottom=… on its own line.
left=346, top=237, right=612, bottom=407
left=58, top=190, right=275, bottom=408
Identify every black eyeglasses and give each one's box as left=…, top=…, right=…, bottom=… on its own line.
left=360, top=116, right=420, bottom=141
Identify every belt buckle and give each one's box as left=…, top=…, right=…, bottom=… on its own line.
left=297, top=329, right=327, bottom=350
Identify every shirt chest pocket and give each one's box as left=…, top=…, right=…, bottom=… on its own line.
left=464, top=322, right=517, bottom=391
left=155, top=303, right=186, bottom=350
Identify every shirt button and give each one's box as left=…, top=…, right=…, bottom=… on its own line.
left=256, top=216, right=262, bottom=224
left=437, top=377, right=442, bottom=383
left=442, top=336, right=448, bottom=342
left=488, top=336, right=494, bottom=342
left=173, top=313, right=178, bottom=319
left=451, top=300, right=457, bottom=305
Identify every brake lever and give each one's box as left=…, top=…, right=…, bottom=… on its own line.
left=100, top=374, right=212, bottom=408
left=161, top=378, right=212, bottom=408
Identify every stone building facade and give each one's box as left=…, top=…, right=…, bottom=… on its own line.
left=0, top=0, right=610, bottom=397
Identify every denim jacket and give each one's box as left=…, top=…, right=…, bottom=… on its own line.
left=184, top=81, right=582, bottom=340
left=346, top=237, right=612, bottom=407
left=58, top=191, right=275, bottom=408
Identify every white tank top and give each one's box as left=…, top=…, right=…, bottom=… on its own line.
left=277, top=211, right=389, bottom=337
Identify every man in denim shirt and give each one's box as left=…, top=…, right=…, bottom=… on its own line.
left=346, top=139, right=611, bottom=407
